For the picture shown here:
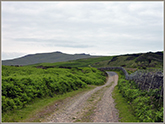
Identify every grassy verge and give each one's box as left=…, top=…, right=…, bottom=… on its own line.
left=111, top=70, right=139, bottom=122
left=112, top=85, right=139, bottom=122
left=2, top=85, right=96, bottom=122
left=113, top=70, right=163, bottom=122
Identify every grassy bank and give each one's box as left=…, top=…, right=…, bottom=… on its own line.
left=112, top=86, right=138, bottom=122
left=112, top=71, right=138, bottom=122
left=112, top=70, right=163, bottom=122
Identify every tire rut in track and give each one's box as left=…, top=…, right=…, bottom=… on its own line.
left=91, top=72, right=119, bottom=122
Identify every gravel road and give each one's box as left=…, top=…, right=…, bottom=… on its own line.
left=43, top=71, right=119, bottom=122
left=92, top=72, right=119, bottom=122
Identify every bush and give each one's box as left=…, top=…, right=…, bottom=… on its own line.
left=117, top=77, right=163, bottom=122
left=2, top=66, right=106, bottom=113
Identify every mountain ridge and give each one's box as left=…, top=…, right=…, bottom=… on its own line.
left=2, top=51, right=163, bottom=68
left=2, top=51, right=97, bottom=66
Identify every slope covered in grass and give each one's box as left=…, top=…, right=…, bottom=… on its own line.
left=32, top=56, right=113, bottom=67
left=30, top=51, right=163, bottom=70
left=92, top=51, right=163, bottom=69
left=3, top=51, right=163, bottom=69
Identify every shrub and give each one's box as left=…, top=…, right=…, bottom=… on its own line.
left=117, top=77, right=163, bottom=122
left=2, top=66, right=106, bottom=113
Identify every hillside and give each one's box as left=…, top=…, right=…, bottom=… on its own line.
left=2, top=51, right=98, bottom=66
left=32, top=51, right=163, bottom=69
left=2, top=51, right=163, bottom=69
left=94, top=51, right=163, bottom=69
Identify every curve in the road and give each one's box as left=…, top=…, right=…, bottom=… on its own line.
left=44, top=71, right=119, bottom=122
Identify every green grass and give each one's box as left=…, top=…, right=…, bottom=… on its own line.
left=3, top=51, right=163, bottom=69
left=31, top=51, right=163, bottom=69
left=111, top=70, right=138, bottom=122
left=32, top=56, right=113, bottom=68
left=112, top=70, right=163, bottom=122
left=112, top=85, right=139, bottom=122
left=2, top=85, right=96, bottom=122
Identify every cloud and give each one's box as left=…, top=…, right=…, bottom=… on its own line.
left=2, top=52, right=27, bottom=60
left=2, top=1, right=163, bottom=59
left=12, top=38, right=93, bottom=48
left=55, top=44, right=92, bottom=48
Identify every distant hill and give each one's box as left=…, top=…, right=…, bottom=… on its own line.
left=2, top=51, right=98, bottom=66
left=2, top=51, right=163, bottom=69
left=29, top=51, right=163, bottom=69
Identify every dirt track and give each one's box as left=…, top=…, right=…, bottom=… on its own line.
left=43, top=71, right=119, bottom=122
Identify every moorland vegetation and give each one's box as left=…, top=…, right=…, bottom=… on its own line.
left=2, top=51, right=163, bottom=122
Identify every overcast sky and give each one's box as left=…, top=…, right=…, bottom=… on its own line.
left=1, top=1, right=164, bottom=60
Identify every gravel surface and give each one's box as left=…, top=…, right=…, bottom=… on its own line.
left=92, top=72, right=119, bottom=122
left=43, top=71, right=119, bottom=122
